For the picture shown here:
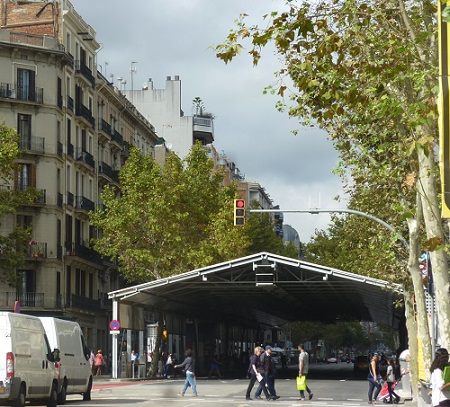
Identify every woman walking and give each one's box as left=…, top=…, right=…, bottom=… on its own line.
left=431, top=348, right=450, bottom=407
left=174, top=349, right=198, bottom=397
left=385, top=358, right=400, bottom=403
left=368, top=353, right=382, bottom=404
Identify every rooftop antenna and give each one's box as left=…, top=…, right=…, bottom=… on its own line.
left=130, top=61, right=137, bottom=102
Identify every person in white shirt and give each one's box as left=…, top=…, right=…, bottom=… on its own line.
left=298, top=343, right=313, bottom=401
left=431, top=348, right=450, bottom=407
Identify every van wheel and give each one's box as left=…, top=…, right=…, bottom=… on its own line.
left=82, top=378, right=92, bottom=401
left=46, top=384, right=58, bottom=407
left=58, top=384, right=67, bottom=405
left=11, top=384, right=25, bottom=407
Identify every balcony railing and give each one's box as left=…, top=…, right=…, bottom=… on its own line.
left=16, top=187, right=46, bottom=205
left=19, top=135, right=45, bottom=154
left=69, top=293, right=101, bottom=312
left=65, top=241, right=103, bottom=266
left=74, top=60, right=95, bottom=87
left=0, top=83, right=43, bottom=104
left=99, top=161, right=119, bottom=183
left=27, top=241, right=47, bottom=259
left=121, top=140, right=130, bottom=157
left=75, top=148, right=95, bottom=169
left=75, top=195, right=95, bottom=212
left=75, top=103, right=95, bottom=128
left=0, top=292, right=62, bottom=309
left=99, top=119, right=111, bottom=136
left=111, top=129, right=123, bottom=145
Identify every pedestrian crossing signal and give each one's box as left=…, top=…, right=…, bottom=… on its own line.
left=234, top=199, right=246, bottom=226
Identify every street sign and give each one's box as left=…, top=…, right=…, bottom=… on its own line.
left=109, top=319, right=120, bottom=331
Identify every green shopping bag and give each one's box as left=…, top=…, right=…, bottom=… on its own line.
left=297, top=375, right=306, bottom=391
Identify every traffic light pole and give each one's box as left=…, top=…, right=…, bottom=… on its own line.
left=249, top=208, right=409, bottom=249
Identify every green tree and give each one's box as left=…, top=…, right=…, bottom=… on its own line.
left=0, top=122, right=36, bottom=286
left=90, top=142, right=250, bottom=282
left=215, top=0, right=442, bottom=389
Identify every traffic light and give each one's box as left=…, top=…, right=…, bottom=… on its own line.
left=234, top=199, right=246, bottom=226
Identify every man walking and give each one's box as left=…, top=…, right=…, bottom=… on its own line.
left=255, top=346, right=280, bottom=400
left=298, top=343, right=313, bottom=401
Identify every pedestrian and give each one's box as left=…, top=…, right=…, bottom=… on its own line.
left=174, top=349, right=198, bottom=397
left=385, top=358, right=400, bottom=404
left=94, top=349, right=104, bottom=376
left=368, top=353, right=382, bottom=404
left=298, top=343, right=314, bottom=401
left=164, top=353, right=173, bottom=378
left=255, top=346, right=280, bottom=400
left=208, top=352, right=222, bottom=379
left=245, top=346, right=271, bottom=401
left=131, top=350, right=139, bottom=377
left=89, top=350, right=95, bottom=372
left=431, top=348, right=450, bottom=407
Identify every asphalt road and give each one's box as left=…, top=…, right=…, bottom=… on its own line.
left=59, top=363, right=414, bottom=407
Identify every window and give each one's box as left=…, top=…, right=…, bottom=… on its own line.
left=17, top=114, right=31, bottom=149
left=15, top=163, right=35, bottom=191
left=17, top=69, right=35, bottom=101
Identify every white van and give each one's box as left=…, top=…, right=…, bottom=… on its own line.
left=39, top=317, right=92, bottom=404
left=0, top=312, right=59, bottom=407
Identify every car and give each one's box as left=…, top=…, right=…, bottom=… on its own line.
left=354, top=355, right=370, bottom=375
left=326, top=356, right=338, bottom=364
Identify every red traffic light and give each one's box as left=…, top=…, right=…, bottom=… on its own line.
left=235, top=199, right=245, bottom=208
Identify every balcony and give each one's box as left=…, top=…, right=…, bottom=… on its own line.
left=19, top=135, right=45, bottom=154
left=65, top=241, right=103, bottom=266
left=17, top=187, right=46, bottom=206
left=27, top=240, right=47, bottom=259
left=98, top=119, right=111, bottom=142
left=75, top=148, right=95, bottom=170
left=75, top=103, right=95, bottom=129
left=75, top=195, right=95, bottom=213
left=98, top=161, right=119, bottom=185
left=193, top=114, right=214, bottom=144
left=111, top=129, right=123, bottom=150
left=69, top=294, right=101, bottom=312
left=74, top=60, right=95, bottom=88
left=0, top=82, right=43, bottom=104
left=0, top=292, right=62, bottom=309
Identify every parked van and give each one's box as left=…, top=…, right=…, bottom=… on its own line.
left=0, top=312, right=59, bottom=407
left=39, top=317, right=92, bottom=404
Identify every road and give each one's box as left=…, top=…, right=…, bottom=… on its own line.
left=60, top=363, right=412, bottom=407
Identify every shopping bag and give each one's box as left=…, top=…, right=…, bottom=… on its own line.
left=297, top=375, right=306, bottom=391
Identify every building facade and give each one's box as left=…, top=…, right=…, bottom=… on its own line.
left=0, top=0, right=167, bottom=354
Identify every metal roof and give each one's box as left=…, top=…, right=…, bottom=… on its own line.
left=108, top=252, right=404, bottom=329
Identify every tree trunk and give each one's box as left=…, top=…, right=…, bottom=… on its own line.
left=406, top=202, right=432, bottom=379
left=404, top=288, right=419, bottom=401
left=148, top=311, right=163, bottom=378
left=417, top=145, right=450, bottom=348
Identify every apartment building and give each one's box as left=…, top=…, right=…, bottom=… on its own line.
left=0, top=0, right=166, bottom=352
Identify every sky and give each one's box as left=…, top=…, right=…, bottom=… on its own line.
left=70, top=0, right=348, bottom=242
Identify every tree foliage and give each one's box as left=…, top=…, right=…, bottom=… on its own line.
left=91, top=142, right=251, bottom=282
left=215, top=0, right=446, bottom=385
left=0, top=122, right=36, bottom=287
